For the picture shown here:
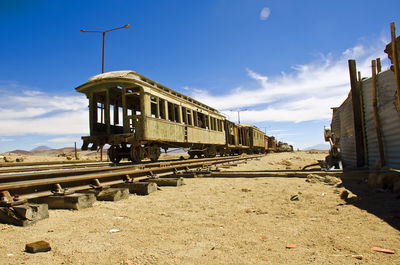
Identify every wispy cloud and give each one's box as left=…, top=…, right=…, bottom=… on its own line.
left=260, top=7, right=271, bottom=20
left=0, top=138, right=15, bottom=142
left=48, top=136, right=82, bottom=143
left=0, top=84, right=88, bottom=136
left=190, top=39, right=389, bottom=123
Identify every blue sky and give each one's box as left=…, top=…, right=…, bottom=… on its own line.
left=0, top=0, right=399, bottom=152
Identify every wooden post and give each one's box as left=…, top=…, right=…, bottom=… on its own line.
left=88, top=92, right=96, bottom=136
left=376, top=58, right=382, bottom=73
left=348, top=60, right=365, bottom=167
left=114, top=100, right=119, bottom=125
left=391, top=22, right=400, bottom=108
left=122, top=87, right=129, bottom=133
left=105, top=89, right=111, bottom=135
left=357, top=71, right=368, bottom=166
left=156, top=96, right=160, bottom=118
left=371, top=60, right=385, bottom=167
left=74, top=142, right=78, bottom=160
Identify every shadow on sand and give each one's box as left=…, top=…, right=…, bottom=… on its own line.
left=340, top=173, right=400, bottom=231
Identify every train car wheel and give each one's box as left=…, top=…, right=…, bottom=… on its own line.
left=205, top=146, right=216, bottom=158
left=108, top=145, right=121, bottom=163
left=149, top=147, right=161, bottom=161
left=130, top=146, right=142, bottom=163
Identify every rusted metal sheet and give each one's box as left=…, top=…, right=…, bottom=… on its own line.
left=376, top=70, right=400, bottom=168
left=332, top=97, right=357, bottom=167
left=361, top=77, right=380, bottom=167
left=361, top=70, right=400, bottom=168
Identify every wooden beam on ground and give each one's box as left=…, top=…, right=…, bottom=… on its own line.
left=348, top=60, right=365, bottom=167
left=145, top=177, right=184, bottom=186
left=206, top=171, right=342, bottom=178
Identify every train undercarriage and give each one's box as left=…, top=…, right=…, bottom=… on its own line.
left=82, top=136, right=263, bottom=164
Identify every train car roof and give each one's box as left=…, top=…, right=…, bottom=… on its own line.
left=76, top=70, right=221, bottom=114
left=237, top=124, right=264, bottom=133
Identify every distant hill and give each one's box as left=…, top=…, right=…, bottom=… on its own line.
left=8, top=149, right=32, bottom=155
left=303, top=143, right=330, bottom=150
left=31, top=145, right=53, bottom=152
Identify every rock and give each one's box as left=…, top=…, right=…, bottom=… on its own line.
left=290, top=195, right=299, bottom=201
left=352, top=254, right=363, bottom=260
left=3, top=156, right=13, bottom=162
left=340, top=190, right=349, bottom=200
left=25, top=241, right=51, bottom=253
left=15, top=157, right=24, bottom=162
left=306, top=174, right=340, bottom=185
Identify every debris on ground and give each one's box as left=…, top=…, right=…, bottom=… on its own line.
left=371, top=246, right=395, bottom=254
left=258, top=235, right=267, bottom=241
left=25, top=241, right=51, bottom=253
left=306, top=174, right=341, bottom=185
left=351, top=254, right=363, bottom=260
left=340, top=190, right=349, bottom=200
left=286, top=244, right=297, bottom=249
left=290, top=194, right=299, bottom=201
left=280, top=160, right=292, bottom=166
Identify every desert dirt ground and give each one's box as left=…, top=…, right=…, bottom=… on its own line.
left=0, top=151, right=399, bottom=264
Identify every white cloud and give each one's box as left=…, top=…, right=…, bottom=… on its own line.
left=189, top=39, right=389, bottom=123
left=0, top=138, right=15, bottom=142
left=260, top=7, right=271, bottom=20
left=0, top=85, right=89, bottom=136
left=48, top=136, right=82, bottom=143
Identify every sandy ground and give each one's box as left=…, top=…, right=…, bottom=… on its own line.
left=1, top=151, right=399, bottom=264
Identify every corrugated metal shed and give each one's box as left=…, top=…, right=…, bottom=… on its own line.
left=331, top=96, right=357, bottom=167
left=376, top=70, right=400, bottom=168
left=357, top=69, right=400, bottom=169
left=361, top=77, right=380, bottom=167
left=330, top=66, right=400, bottom=170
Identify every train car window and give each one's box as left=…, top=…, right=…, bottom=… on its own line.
left=193, top=111, right=198, bottom=127
left=159, top=99, right=166, bottom=119
left=182, top=107, right=187, bottom=124
left=150, top=96, right=158, bottom=118
left=205, top=115, right=209, bottom=130
left=197, top=112, right=205, bottom=128
left=118, top=107, right=123, bottom=125
left=187, top=109, right=193, bottom=125
left=174, top=104, right=181, bottom=123
left=97, top=103, right=103, bottom=123
left=167, top=102, right=174, bottom=122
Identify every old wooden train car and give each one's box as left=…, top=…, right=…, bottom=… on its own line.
left=76, top=70, right=287, bottom=162
left=76, top=71, right=226, bottom=162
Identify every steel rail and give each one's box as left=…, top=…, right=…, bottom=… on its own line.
left=0, top=155, right=257, bottom=183
left=0, top=155, right=262, bottom=205
left=0, top=159, right=109, bottom=168
left=0, top=162, right=111, bottom=174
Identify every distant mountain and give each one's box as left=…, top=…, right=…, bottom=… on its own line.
left=30, top=146, right=53, bottom=152
left=9, top=149, right=32, bottom=155
left=303, top=143, right=330, bottom=150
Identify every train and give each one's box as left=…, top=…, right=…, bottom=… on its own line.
left=75, top=70, right=292, bottom=163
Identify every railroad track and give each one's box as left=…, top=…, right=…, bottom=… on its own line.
left=0, top=155, right=263, bottom=206
left=0, top=161, right=111, bottom=174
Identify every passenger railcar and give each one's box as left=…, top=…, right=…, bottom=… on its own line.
left=76, top=71, right=226, bottom=162
left=76, top=70, right=287, bottom=162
